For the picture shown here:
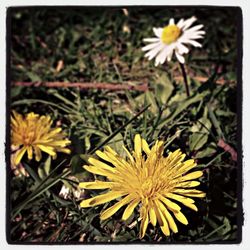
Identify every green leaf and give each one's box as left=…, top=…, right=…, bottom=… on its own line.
left=195, top=143, right=217, bottom=158
left=11, top=86, right=23, bottom=98
left=70, top=154, right=86, bottom=175
left=85, top=136, right=91, bottom=151
left=189, top=107, right=212, bottom=151
left=11, top=99, right=74, bottom=113
left=189, top=133, right=209, bottom=151
left=38, top=166, right=45, bottom=180
left=208, top=106, right=225, bottom=139
left=219, top=217, right=231, bottom=236
left=38, top=157, right=51, bottom=179
left=26, top=71, right=42, bottom=82
left=23, top=162, right=41, bottom=183
left=159, top=90, right=210, bottom=127
left=145, top=92, right=158, bottom=113
left=48, top=89, right=78, bottom=109
left=107, top=133, right=125, bottom=156
left=155, top=74, right=174, bottom=104
left=11, top=169, right=70, bottom=219
left=89, top=104, right=150, bottom=154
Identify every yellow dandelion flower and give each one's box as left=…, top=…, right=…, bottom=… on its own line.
left=11, top=111, right=71, bottom=165
left=79, top=134, right=205, bottom=238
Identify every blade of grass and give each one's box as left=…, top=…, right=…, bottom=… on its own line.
left=197, top=223, right=228, bottom=241
left=208, top=105, right=225, bottom=140
left=159, top=90, right=209, bottom=127
left=23, top=162, right=41, bottom=183
left=11, top=167, right=70, bottom=219
left=11, top=99, right=75, bottom=114
left=30, top=159, right=67, bottom=192
left=49, top=90, right=78, bottom=109
left=89, top=104, right=151, bottom=154
left=197, top=151, right=226, bottom=168
left=164, top=128, right=186, bottom=149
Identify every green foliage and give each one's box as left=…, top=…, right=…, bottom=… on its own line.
left=9, top=7, right=239, bottom=243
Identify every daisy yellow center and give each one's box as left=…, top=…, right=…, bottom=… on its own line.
left=161, top=25, right=181, bottom=45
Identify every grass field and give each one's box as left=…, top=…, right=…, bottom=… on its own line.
left=7, top=6, right=242, bottom=243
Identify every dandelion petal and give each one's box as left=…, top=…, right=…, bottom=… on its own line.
left=122, top=199, right=140, bottom=220
left=100, top=195, right=133, bottom=220
left=14, top=147, right=27, bottom=165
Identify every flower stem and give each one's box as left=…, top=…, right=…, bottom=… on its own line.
left=179, top=63, right=190, bottom=97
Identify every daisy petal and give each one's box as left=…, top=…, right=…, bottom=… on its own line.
left=181, top=31, right=204, bottom=41
left=188, top=35, right=204, bottom=40
left=177, top=18, right=184, bottom=29
left=176, top=43, right=189, bottom=54
left=155, top=45, right=173, bottom=65
left=145, top=43, right=164, bottom=60
left=182, top=16, right=197, bottom=30
left=187, top=40, right=202, bottom=47
left=175, top=51, right=185, bottom=64
left=153, top=27, right=163, bottom=38
left=195, top=30, right=206, bottom=35
left=143, top=37, right=161, bottom=42
left=167, top=49, right=174, bottom=61
left=142, top=42, right=161, bottom=51
left=169, top=18, right=175, bottom=25
left=179, top=37, right=203, bottom=47
left=186, top=24, right=204, bottom=32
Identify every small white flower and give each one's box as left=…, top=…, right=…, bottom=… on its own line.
left=142, top=16, right=205, bottom=66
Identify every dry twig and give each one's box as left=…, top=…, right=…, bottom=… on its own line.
left=12, top=81, right=149, bottom=92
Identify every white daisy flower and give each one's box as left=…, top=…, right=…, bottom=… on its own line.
left=142, top=16, right=205, bottom=66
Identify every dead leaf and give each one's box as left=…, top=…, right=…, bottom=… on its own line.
left=217, top=138, right=237, bottom=162
left=56, top=60, right=64, bottom=72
